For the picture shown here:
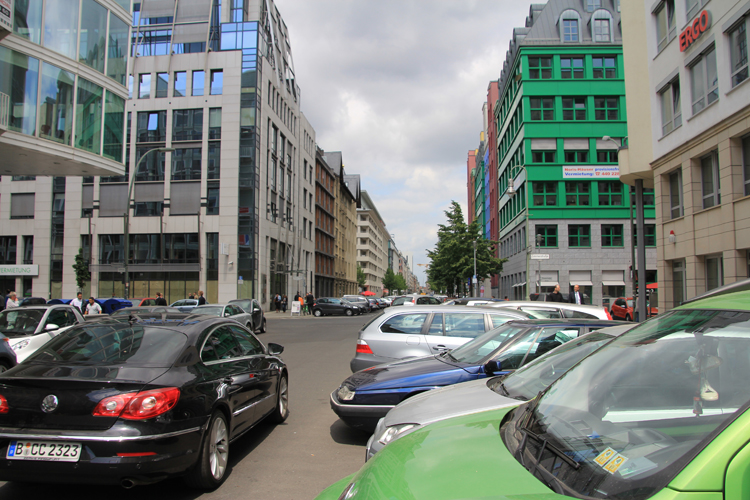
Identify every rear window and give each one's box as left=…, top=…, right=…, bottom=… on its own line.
left=562, top=309, right=600, bottom=319
left=27, top=323, right=188, bottom=367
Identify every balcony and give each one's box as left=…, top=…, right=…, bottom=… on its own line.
left=0, top=92, right=8, bottom=135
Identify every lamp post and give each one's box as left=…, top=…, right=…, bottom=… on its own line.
left=473, top=239, right=477, bottom=297
left=505, top=164, right=530, bottom=300
left=123, top=147, right=174, bottom=298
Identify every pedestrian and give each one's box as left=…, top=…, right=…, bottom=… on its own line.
left=155, top=292, right=167, bottom=306
left=294, top=291, right=300, bottom=303
left=84, top=297, right=102, bottom=315
left=547, top=284, right=565, bottom=303
left=71, top=292, right=85, bottom=314
left=299, top=294, right=306, bottom=315
left=188, top=292, right=195, bottom=299
left=281, top=294, right=288, bottom=313
left=305, top=291, right=314, bottom=315
left=5, top=292, right=19, bottom=309
left=504, top=296, right=509, bottom=301
left=197, top=290, right=207, bottom=305
left=568, top=284, right=586, bottom=305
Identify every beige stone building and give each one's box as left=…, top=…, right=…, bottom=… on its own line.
left=326, top=152, right=360, bottom=297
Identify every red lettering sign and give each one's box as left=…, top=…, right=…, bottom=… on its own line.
left=680, top=10, right=712, bottom=52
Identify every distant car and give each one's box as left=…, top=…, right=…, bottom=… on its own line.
left=192, top=304, right=255, bottom=330
left=0, top=305, right=84, bottom=362
left=443, top=297, right=506, bottom=306
left=18, top=297, right=47, bottom=307
left=0, top=333, right=17, bottom=373
left=343, top=295, right=371, bottom=313
left=342, top=299, right=368, bottom=315
left=228, top=298, right=266, bottom=333
left=170, top=298, right=199, bottom=313
left=484, top=300, right=612, bottom=320
left=391, top=295, right=442, bottom=306
left=133, top=297, right=158, bottom=306
left=366, top=298, right=380, bottom=310
left=312, top=298, right=361, bottom=317
left=610, top=296, right=658, bottom=321
left=111, top=306, right=181, bottom=316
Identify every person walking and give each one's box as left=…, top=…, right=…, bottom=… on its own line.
left=299, top=294, right=306, bottom=315
left=155, top=292, right=167, bottom=306
left=84, top=297, right=102, bottom=315
left=568, top=284, right=586, bottom=305
left=547, top=284, right=565, bottom=303
left=5, top=292, right=19, bottom=309
left=197, top=291, right=207, bottom=305
left=305, top=291, right=314, bottom=316
left=281, top=295, right=288, bottom=313
left=71, top=292, right=84, bottom=314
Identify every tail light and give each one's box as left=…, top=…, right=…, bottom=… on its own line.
left=93, top=387, right=180, bottom=420
left=0, top=395, right=9, bottom=414
left=356, top=339, right=373, bottom=354
left=605, top=308, right=613, bottom=321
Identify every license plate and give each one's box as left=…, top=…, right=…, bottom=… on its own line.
left=6, top=441, right=81, bottom=462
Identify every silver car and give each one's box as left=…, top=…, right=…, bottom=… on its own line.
left=483, top=300, right=611, bottom=320
left=365, top=323, right=633, bottom=460
left=0, top=305, right=84, bottom=363
left=192, top=304, right=255, bottom=330
left=350, top=305, right=534, bottom=372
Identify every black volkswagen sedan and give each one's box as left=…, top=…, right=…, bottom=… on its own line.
left=0, top=313, right=288, bottom=490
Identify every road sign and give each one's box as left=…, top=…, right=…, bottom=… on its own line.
left=530, top=254, right=550, bottom=260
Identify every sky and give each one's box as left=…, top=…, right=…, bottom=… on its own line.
left=279, top=0, right=537, bottom=285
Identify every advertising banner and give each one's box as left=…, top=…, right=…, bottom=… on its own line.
left=0, top=265, right=39, bottom=276
left=0, top=0, right=11, bottom=32
left=562, top=166, right=620, bottom=179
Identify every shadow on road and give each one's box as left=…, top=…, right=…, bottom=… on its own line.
left=329, top=419, right=369, bottom=446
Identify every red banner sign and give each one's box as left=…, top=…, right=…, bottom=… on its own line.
left=680, top=10, right=712, bottom=52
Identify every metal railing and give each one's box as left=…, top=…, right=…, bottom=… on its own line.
left=0, top=92, right=9, bottom=132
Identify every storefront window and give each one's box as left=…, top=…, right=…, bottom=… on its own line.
left=43, top=0, right=79, bottom=60
left=75, top=78, right=103, bottom=153
left=0, top=47, right=39, bottom=136
left=39, top=62, right=74, bottom=145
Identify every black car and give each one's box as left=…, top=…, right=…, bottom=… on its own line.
left=0, top=333, right=17, bottom=372
left=312, top=298, right=360, bottom=317
left=227, top=298, right=266, bottom=333
left=0, top=313, right=288, bottom=490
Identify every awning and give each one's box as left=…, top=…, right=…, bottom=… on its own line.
left=540, top=281, right=559, bottom=287
left=602, top=281, right=626, bottom=286
left=570, top=281, right=593, bottom=286
left=647, top=282, right=658, bottom=289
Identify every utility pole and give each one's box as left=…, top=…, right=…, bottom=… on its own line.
left=473, top=239, right=477, bottom=297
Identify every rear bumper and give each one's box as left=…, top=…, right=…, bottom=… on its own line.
left=330, top=391, right=393, bottom=432
left=350, top=354, right=392, bottom=373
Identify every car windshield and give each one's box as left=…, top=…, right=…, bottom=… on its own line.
left=0, top=309, right=44, bottom=336
left=194, top=306, right=224, bottom=316
left=230, top=300, right=252, bottom=310
left=448, top=324, right=528, bottom=364
left=488, top=331, right=616, bottom=401
left=509, top=308, right=750, bottom=499
left=27, top=323, right=187, bottom=367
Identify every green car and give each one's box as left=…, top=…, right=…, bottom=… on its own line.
left=316, top=289, right=750, bottom=500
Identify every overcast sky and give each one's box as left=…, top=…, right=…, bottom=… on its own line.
left=280, top=1, right=537, bottom=286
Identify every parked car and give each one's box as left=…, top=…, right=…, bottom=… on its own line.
left=311, top=298, right=361, bottom=317
left=365, top=323, right=633, bottom=460
left=343, top=295, right=372, bottom=313
left=343, top=299, right=368, bottom=315
left=0, top=313, right=288, bottom=489
left=193, top=304, right=255, bottom=331
left=133, top=297, right=158, bottom=306
left=18, top=297, right=47, bottom=306
left=316, top=288, right=750, bottom=500
left=112, top=306, right=181, bottom=316
left=610, top=296, right=659, bottom=321
left=350, top=305, right=535, bottom=372
left=228, top=298, right=266, bottom=333
left=170, top=298, right=199, bottom=313
left=390, top=295, right=442, bottom=306
left=0, top=305, right=84, bottom=363
left=333, top=318, right=624, bottom=432
left=442, top=297, right=506, bottom=306
left=366, top=298, right=381, bottom=310
left=0, top=333, right=17, bottom=373
left=484, top=300, right=612, bottom=320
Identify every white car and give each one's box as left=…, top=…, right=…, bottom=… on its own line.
left=483, top=300, right=612, bottom=320
left=0, top=305, right=84, bottom=363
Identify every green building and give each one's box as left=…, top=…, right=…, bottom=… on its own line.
left=496, top=0, right=655, bottom=309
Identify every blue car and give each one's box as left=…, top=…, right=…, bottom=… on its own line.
left=330, top=318, right=625, bottom=431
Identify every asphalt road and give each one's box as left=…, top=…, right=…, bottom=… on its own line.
left=0, top=313, right=375, bottom=500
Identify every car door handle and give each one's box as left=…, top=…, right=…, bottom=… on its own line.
left=432, top=345, right=449, bottom=351
left=222, top=376, right=234, bottom=384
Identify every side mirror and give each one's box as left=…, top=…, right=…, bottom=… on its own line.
left=224, top=312, right=231, bottom=317
left=45, top=324, right=60, bottom=332
left=484, top=359, right=502, bottom=375
left=268, top=343, right=284, bottom=356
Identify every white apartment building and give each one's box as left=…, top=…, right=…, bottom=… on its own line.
left=357, top=190, right=388, bottom=296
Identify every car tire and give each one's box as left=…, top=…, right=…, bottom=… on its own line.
left=345, top=309, right=353, bottom=316
left=313, top=309, right=322, bottom=317
left=246, top=323, right=253, bottom=331
left=0, top=361, right=10, bottom=373
left=625, top=314, right=632, bottom=322
left=185, top=411, right=229, bottom=490
left=259, top=318, right=266, bottom=333
left=269, top=374, right=289, bottom=424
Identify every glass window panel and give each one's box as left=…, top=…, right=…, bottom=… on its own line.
left=172, top=109, right=203, bottom=141
left=691, top=58, right=705, bottom=114
left=103, top=91, right=125, bottom=162
left=114, top=0, right=131, bottom=9
left=207, top=182, right=220, bottom=215
left=137, top=110, right=167, bottom=142
left=171, top=147, right=202, bottom=180
left=14, top=0, right=43, bottom=44
left=731, top=22, right=749, bottom=87
left=210, top=69, right=223, bottom=95
left=174, top=71, right=187, bottom=97
left=134, top=146, right=166, bottom=181
left=79, top=0, right=108, bottom=73
left=743, top=136, right=750, bottom=197
left=156, top=73, right=168, bottom=98
left=139, top=73, right=151, bottom=99
left=706, top=48, right=719, bottom=105
left=209, top=107, right=222, bottom=139
left=208, top=142, right=220, bottom=179
left=39, top=62, right=74, bottom=145
left=43, top=0, right=79, bottom=59
left=0, top=46, right=39, bottom=136
left=107, top=13, right=129, bottom=85
left=75, top=78, right=103, bottom=154
left=192, top=70, right=204, bottom=96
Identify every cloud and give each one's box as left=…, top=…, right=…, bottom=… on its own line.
left=279, top=0, right=536, bottom=283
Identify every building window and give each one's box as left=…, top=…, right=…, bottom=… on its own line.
left=565, top=181, right=590, bottom=206
left=560, top=57, right=584, bottom=79
left=655, top=0, right=676, bottom=52
left=701, top=150, right=720, bottom=209
left=173, top=109, right=203, bottom=141
left=155, top=72, right=168, bottom=98
left=535, top=225, right=558, bottom=247
left=174, top=71, right=186, bottom=97
left=569, top=224, right=591, bottom=247
left=730, top=21, right=748, bottom=88
left=563, top=19, right=579, bottom=42
left=594, top=97, right=619, bottom=120
left=602, top=224, right=624, bottom=247
left=11, top=193, right=35, bottom=219
left=192, top=70, right=204, bottom=96
left=634, top=224, right=657, bottom=247
left=686, top=0, right=709, bottom=23
left=705, top=254, right=723, bottom=292
left=672, top=259, right=686, bottom=307
left=586, top=0, right=601, bottom=12
left=564, top=150, right=589, bottom=163
left=531, top=150, right=556, bottom=163
left=643, top=187, right=656, bottom=206
left=532, top=181, right=557, bottom=206
left=660, top=79, right=682, bottom=135
left=690, top=47, right=718, bottom=114
left=597, top=149, right=618, bottom=162
left=528, top=56, right=552, bottom=79
left=75, top=78, right=103, bottom=154
left=137, top=110, right=167, bottom=142
left=598, top=181, right=623, bottom=206
left=171, top=148, right=201, bottom=180
left=593, top=17, right=611, bottom=43
left=669, top=169, right=684, bottom=219
left=139, top=73, right=151, bottom=99
left=592, top=56, right=616, bottom=78
left=210, top=69, right=223, bottom=95
left=743, top=136, right=750, bottom=196
left=530, top=98, right=554, bottom=120
left=0, top=237, right=17, bottom=264
left=562, top=97, right=586, bottom=120
left=207, top=181, right=220, bottom=215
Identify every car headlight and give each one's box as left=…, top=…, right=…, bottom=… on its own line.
left=377, top=423, right=419, bottom=446
left=338, top=481, right=358, bottom=500
left=337, top=386, right=356, bottom=401
left=11, top=340, right=29, bottom=351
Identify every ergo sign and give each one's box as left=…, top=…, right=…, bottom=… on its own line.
left=679, top=10, right=712, bottom=52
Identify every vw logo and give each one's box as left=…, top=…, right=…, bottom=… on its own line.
left=41, top=395, right=59, bottom=413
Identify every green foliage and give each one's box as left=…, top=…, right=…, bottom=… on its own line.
left=73, top=248, right=90, bottom=292
left=356, top=264, right=367, bottom=287
left=426, top=201, right=507, bottom=295
left=382, top=267, right=398, bottom=292
left=394, top=273, right=407, bottom=294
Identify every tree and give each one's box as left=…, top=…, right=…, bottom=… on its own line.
left=426, top=201, right=506, bottom=295
left=72, top=248, right=90, bottom=292
left=382, top=267, right=397, bottom=293
left=394, top=274, right=407, bottom=294
left=356, top=264, right=366, bottom=288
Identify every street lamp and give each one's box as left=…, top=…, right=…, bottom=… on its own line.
left=123, top=147, right=174, bottom=298
left=473, top=239, right=477, bottom=297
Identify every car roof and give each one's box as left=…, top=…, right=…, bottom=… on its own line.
left=680, top=278, right=750, bottom=306
left=483, top=301, right=605, bottom=311
left=194, top=304, right=229, bottom=307
left=82, top=313, right=235, bottom=335
left=379, top=305, right=530, bottom=314
left=503, top=318, right=628, bottom=327
left=677, top=289, right=750, bottom=311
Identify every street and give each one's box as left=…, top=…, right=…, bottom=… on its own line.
left=0, top=314, right=373, bottom=499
